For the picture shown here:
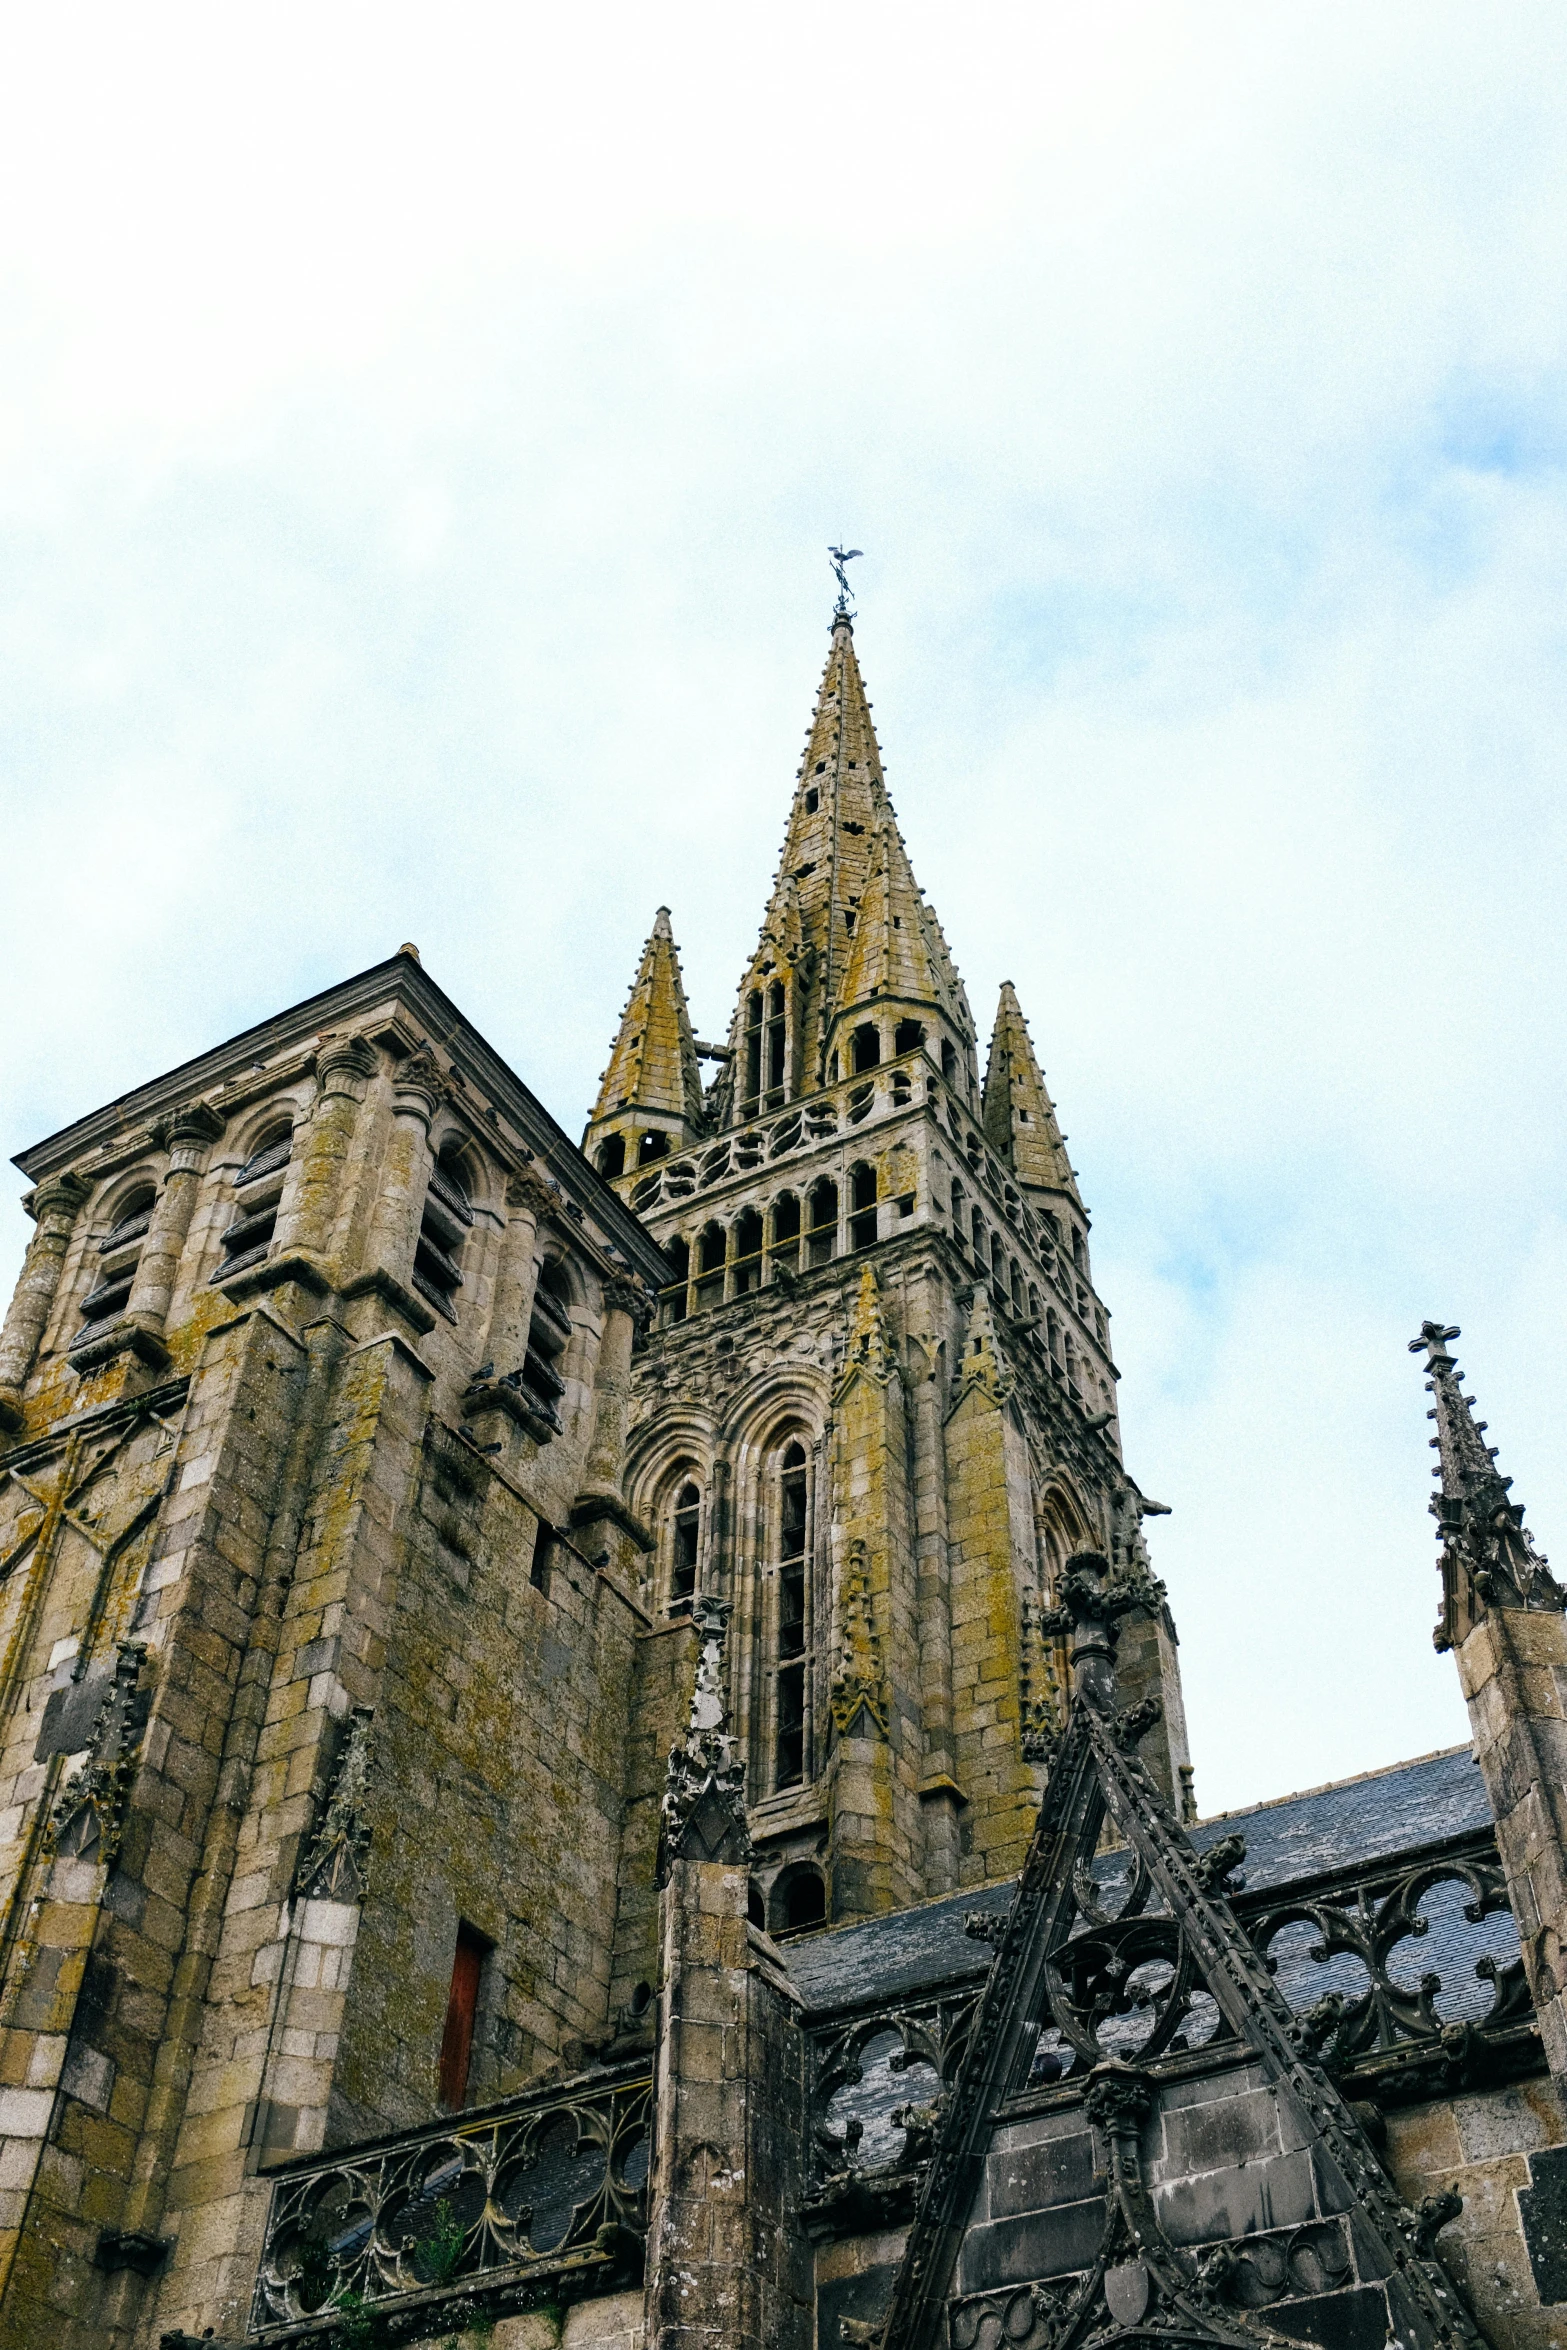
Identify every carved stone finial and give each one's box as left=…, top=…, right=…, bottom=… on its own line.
left=1037, top=1549, right=1167, bottom=1706
left=42, top=1643, right=150, bottom=1867
left=1019, top=1585, right=1065, bottom=1765
left=830, top=1538, right=889, bottom=1737
left=294, top=1709, right=375, bottom=1900
left=1410, top=1319, right=1564, bottom=1647
left=952, top=1284, right=1012, bottom=1408
left=658, top=1595, right=750, bottom=1883
left=836, top=1265, right=896, bottom=1393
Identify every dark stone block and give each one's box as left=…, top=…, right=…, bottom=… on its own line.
left=1267, top=2285, right=1388, bottom=2350
left=1519, top=2143, right=1567, bottom=2304
left=958, top=2198, right=1105, bottom=2292
left=1156, top=2148, right=1317, bottom=2247
left=817, top=2259, right=898, bottom=2350
left=34, top=1671, right=108, bottom=1761
left=986, top=2127, right=1096, bottom=2218
left=1157, top=2085, right=1280, bottom=2176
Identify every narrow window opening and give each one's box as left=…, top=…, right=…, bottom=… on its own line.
left=827, top=1051, right=840, bottom=1085
left=851, top=1023, right=880, bottom=1074
left=803, top=786, right=820, bottom=813
left=520, top=1261, right=571, bottom=1432
left=596, top=1133, right=626, bottom=1178
left=732, top=1207, right=764, bottom=1296
left=670, top=1481, right=701, bottom=1612
left=807, top=1179, right=838, bottom=1267
left=941, top=1039, right=958, bottom=1082
left=775, top=1443, right=810, bottom=1790
left=530, top=1518, right=554, bottom=1591
left=744, top=991, right=763, bottom=1116
left=661, top=1235, right=690, bottom=1327
left=893, top=1019, right=925, bottom=1056
left=848, top=1163, right=877, bottom=1252
left=413, top=1144, right=472, bottom=1322
left=213, top=1123, right=296, bottom=1286
left=438, top=1921, right=491, bottom=2110
left=1071, top=1225, right=1086, bottom=1272
left=75, top=1184, right=157, bottom=1338
left=765, top=980, right=787, bottom=1107
left=770, top=1193, right=801, bottom=1279
left=695, top=1223, right=726, bottom=1310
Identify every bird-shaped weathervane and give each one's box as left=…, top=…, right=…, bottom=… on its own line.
left=828, top=545, right=863, bottom=618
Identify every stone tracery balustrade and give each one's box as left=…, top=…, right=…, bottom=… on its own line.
left=802, top=1831, right=1539, bottom=2221
left=249, top=2062, right=652, bottom=2338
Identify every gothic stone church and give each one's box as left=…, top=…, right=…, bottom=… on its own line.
left=0, top=614, right=1564, bottom=2350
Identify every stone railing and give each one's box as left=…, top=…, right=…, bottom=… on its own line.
left=249, top=2061, right=652, bottom=2339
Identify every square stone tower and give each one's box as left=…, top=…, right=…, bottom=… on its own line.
left=585, top=612, right=1194, bottom=1931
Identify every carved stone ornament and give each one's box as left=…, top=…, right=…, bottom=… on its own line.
left=294, top=1707, right=375, bottom=1900
left=951, top=1284, right=1012, bottom=1410
left=604, top=1276, right=655, bottom=1333
left=657, top=1593, right=750, bottom=1884
left=42, top=1642, right=150, bottom=1868
left=872, top=1545, right=1488, bottom=2350
left=836, top=1265, right=896, bottom=1394
left=1411, top=1320, right=1566, bottom=1649
left=830, top=1539, right=890, bottom=1737
left=1019, top=1585, right=1064, bottom=1765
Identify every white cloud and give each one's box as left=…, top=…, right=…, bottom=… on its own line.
left=4, top=1, right=1567, bottom=1808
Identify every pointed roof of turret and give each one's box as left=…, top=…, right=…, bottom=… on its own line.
left=589, top=907, right=704, bottom=1130
left=832, top=812, right=972, bottom=1036
left=983, top=983, right=1081, bottom=1206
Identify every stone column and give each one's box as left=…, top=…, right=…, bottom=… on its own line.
left=0, top=1174, right=91, bottom=1431
left=645, top=1596, right=811, bottom=2350
left=125, top=1104, right=226, bottom=1341
left=482, top=1167, right=554, bottom=1375
left=579, top=1278, right=651, bottom=1503
left=277, top=1034, right=381, bottom=1263
left=359, top=1050, right=442, bottom=1291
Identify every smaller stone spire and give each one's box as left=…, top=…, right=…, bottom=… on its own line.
left=587, top=907, right=704, bottom=1154
left=983, top=983, right=1080, bottom=1206
left=830, top=813, right=969, bottom=1045
left=1410, top=1320, right=1564, bottom=1650
left=837, top=1264, right=896, bottom=1392
left=953, top=1283, right=1012, bottom=1409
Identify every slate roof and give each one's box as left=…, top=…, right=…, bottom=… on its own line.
left=785, top=1743, right=1499, bottom=2018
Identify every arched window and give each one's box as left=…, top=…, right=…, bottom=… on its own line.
left=950, top=1177, right=965, bottom=1244
left=851, top=1023, right=881, bottom=1074
left=661, top=1235, right=690, bottom=1327
left=1011, top=1260, right=1026, bottom=1318
left=1071, top=1225, right=1086, bottom=1273
left=596, top=1133, right=626, bottom=1178
left=215, top=1119, right=296, bottom=1282
left=1046, top=1308, right=1061, bottom=1367
left=766, top=980, right=787, bottom=1108
left=770, top=1863, right=827, bottom=1935
left=971, top=1207, right=986, bottom=1260
left=770, top=1193, right=801, bottom=1278
left=669, top=1481, right=701, bottom=1614
left=732, top=1207, right=764, bottom=1295
left=893, top=1019, right=925, bottom=1056
left=775, top=1441, right=812, bottom=1791
left=73, top=1183, right=157, bottom=1343
left=412, top=1142, right=473, bottom=1320
left=695, top=1223, right=726, bottom=1310
left=807, top=1179, right=837, bottom=1268
left=1028, top=1283, right=1041, bottom=1322
left=848, top=1162, right=877, bottom=1251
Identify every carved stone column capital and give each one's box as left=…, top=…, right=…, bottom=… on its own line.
left=313, top=1033, right=380, bottom=1097
left=389, top=1049, right=444, bottom=1131
left=26, top=1171, right=92, bottom=1232
left=604, top=1276, right=654, bottom=1331
left=505, top=1167, right=558, bottom=1224
left=153, top=1102, right=226, bottom=1160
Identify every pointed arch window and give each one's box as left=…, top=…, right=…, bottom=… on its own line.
left=732, top=1207, right=764, bottom=1296
left=774, top=1441, right=813, bottom=1791
left=695, top=1223, right=726, bottom=1311
left=660, top=1235, right=690, bottom=1327
left=807, top=1179, right=837, bottom=1268
left=668, top=1480, right=702, bottom=1615
left=848, top=1163, right=878, bottom=1252
left=770, top=1194, right=801, bottom=1279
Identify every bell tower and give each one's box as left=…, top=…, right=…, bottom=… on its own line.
left=588, top=606, right=1193, bottom=1929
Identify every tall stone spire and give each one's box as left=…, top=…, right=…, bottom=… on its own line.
left=1410, top=1320, right=1567, bottom=2098
left=585, top=907, right=704, bottom=1168
left=982, top=983, right=1081, bottom=1208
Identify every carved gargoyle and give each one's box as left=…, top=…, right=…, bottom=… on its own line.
left=1413, top=2187, right=1463, bottom=2256
left=1194, top=1833, right=1248, bottom=1897
left=890, top=2094, right=946, bottom=2166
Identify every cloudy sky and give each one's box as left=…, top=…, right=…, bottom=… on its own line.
left=4, top=4, right=1566, bottom=1813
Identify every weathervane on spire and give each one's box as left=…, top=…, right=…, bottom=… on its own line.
left=828, top=544, right=863, bottom=619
